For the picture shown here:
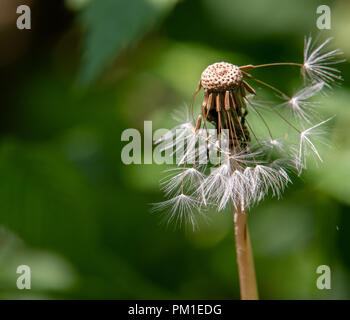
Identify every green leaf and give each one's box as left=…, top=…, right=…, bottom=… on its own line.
left=0, top=140, right=99, bottom=254
left=78, top=0, right=175, bottom=85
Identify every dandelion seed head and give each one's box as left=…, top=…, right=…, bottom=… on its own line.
left=201, top=62, right=243, bottom=91
left=154, top=37, right=341, bottom=229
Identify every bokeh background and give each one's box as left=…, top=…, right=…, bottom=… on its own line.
left=0, top=0, right=349, bottom=299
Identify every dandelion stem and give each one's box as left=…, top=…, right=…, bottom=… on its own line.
left=233, top=208, right=258, bottom=300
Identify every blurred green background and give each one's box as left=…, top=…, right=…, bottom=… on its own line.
left=0, top=0, right=349, bottom=299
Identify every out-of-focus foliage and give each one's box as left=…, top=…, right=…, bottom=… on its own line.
left=0, top=0, right=349, bottom=299
left=78, top=0, right=176, bottom=84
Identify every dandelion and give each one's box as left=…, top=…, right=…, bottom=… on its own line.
left=282, top=82, right=324, bottom=123
left=154, top=36, right=343, bottom=299
left=160, top=167, right=205, bottom=197
left=296, top=117, right=334, bottom=175
left=152, top=194, right=202, bottom=230
left=302, top=37, right=345, bottom=87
